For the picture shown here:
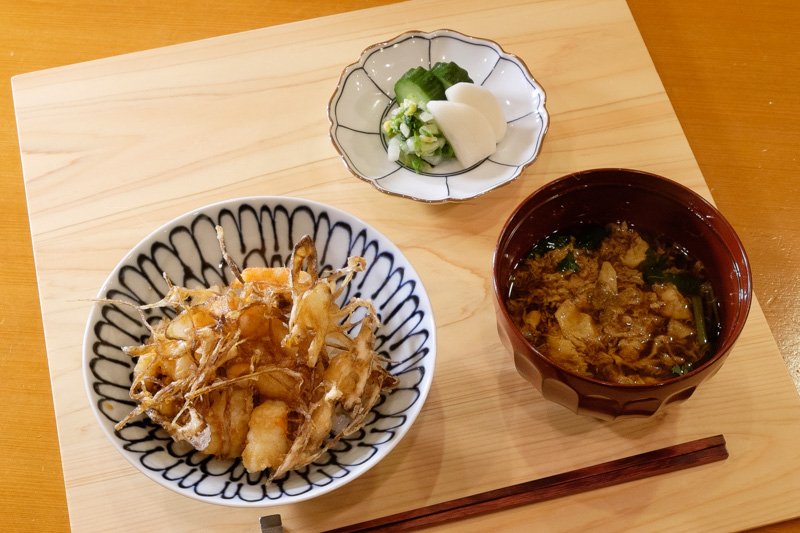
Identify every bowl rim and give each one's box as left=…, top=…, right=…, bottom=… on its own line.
left=81, top=195, right=437, bottom=506
left=326, top=28, right=550, bottom=203
left=492, top=167, right=753, bottom=390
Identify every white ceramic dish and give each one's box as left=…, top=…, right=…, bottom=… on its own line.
left=328, top=29, right=549, bottom=203
left=82, top=197, right=436, bottom=506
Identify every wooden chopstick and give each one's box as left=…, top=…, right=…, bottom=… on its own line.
left=323, top=434, right=727, bottom=532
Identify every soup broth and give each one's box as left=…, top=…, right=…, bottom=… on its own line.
left=506, top=222, right=720, bottom=385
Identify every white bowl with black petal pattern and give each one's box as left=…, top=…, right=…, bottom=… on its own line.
left=82, top=197, right=435, bottom=507
left=328, top=29, right=549, bottom=203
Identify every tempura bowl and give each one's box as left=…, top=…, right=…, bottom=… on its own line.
left=492, top=168, right=752, bottom=420
left=83, top=197, right=436, bottom=506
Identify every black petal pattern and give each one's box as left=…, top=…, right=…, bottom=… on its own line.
left=328, top=29, right=549, bottom=202
left=83, top=197, right=435, bottom=506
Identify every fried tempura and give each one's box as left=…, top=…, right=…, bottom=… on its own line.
left=114, top=230, right=397, bottom=478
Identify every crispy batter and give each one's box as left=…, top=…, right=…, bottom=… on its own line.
left=114, top=230, right=397, bottom=478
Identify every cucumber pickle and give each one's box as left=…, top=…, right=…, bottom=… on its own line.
left=431, top=61, right=473, bottom=89
left=393, top=62, right=474, bottom=104
left=394, top=67, right=446, bottom=104
left=386, top=61, right=475, bottom=173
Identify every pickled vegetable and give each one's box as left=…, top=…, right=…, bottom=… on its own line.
left=394, top=67, right=446, bottom=104
left=431, top=61, right=473, bottom=89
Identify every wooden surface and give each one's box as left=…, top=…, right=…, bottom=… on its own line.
left=327, top=436, right=730, bottom=532
left=2, top=1, right=799, bottom=532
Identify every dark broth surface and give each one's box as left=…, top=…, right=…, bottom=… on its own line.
left=506, top=222, right=720, bottom=384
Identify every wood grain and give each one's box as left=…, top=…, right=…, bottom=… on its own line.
left=2, top=1, right=799, bottom=532
left=628, top=0, right=800, bottom=388
left=325, top=436, right=729, bottom=532
left=0, top=3, right=397, bottom=532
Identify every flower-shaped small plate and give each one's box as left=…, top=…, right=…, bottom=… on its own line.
left=82, top=197, right=435, bottom=506
left=328, top=29, right=549, bottom=203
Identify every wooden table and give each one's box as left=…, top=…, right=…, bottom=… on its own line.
left=1, top=1, right=798, bottom=531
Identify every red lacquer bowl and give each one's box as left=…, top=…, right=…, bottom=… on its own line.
left=493, top=168, right=752, bottom=420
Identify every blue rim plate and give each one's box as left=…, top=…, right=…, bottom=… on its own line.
left=82, top=197, right=436, bottom=506
left=328, top=29, right=549, bottom=203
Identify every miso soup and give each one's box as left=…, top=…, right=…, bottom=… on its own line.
left=506, top=222, right=720, bottom=384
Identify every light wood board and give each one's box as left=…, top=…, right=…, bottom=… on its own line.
left=12, top=0, right=800, bottom=530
